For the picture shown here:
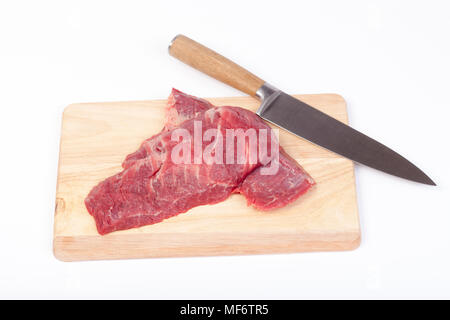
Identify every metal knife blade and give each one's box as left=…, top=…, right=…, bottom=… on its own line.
left=256, top=83, right=435, bottom=185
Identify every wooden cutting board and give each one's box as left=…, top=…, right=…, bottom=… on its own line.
left=54, top=93, right=360, bottom=261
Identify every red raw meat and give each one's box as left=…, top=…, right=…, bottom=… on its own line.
left=85, top=89, right=314, bottom=235
left=236, top=150, right=314, bottom=210
left=122, top=89, right=213, bottom=169
left=164, top=89, right=315, bottom=210
left=164, top=88, right=213, bottom=131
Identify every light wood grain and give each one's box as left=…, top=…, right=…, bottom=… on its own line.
left=169, top=35, right=264, bottom=97
left=54, top=93, right=360, bottom=261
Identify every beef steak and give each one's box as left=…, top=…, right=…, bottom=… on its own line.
left=85, top=89, right=314, bottom=235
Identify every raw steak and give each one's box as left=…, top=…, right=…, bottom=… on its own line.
left=85, top=90, right=314, bottom=235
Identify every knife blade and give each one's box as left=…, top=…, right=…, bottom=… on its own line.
left=168, top=34, right=435, bottom=185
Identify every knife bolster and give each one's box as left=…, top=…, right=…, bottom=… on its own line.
left=256, top=83, right=281, bottom=115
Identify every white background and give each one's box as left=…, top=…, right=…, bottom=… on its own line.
left=0, top=0, right=449, bottom=299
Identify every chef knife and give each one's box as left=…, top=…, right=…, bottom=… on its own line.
left=168, top=34, right=435, bottom=185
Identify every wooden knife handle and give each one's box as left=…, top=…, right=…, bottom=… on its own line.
left=169, top=34, right=265, bottom=97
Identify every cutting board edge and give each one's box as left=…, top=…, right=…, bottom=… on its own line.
left=60, top=92, right=347, bottom=113
left=53, top=230, right=361, bottom=262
